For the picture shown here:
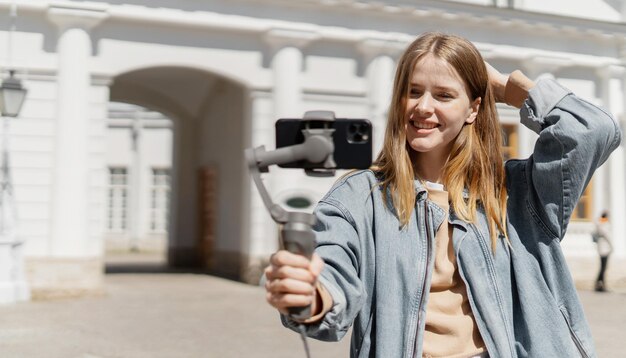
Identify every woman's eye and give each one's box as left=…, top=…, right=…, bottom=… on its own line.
left=438, top=92, right=453, bottom=99
left=409, top=90, right=421, bottom=98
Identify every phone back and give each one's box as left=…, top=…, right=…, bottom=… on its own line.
left=275, top=118, right=372, bottom=169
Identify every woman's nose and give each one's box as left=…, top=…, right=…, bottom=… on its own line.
left=414, top=93, right=435, bottom=115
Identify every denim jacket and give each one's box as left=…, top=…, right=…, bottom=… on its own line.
left=282, top=79, right=622, bottom=357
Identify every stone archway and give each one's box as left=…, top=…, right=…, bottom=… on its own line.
left=109, top=66, right=251, bottom=279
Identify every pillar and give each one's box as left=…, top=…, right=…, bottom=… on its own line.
left=264, top=30, right=317, bottom=197
left=30, top=4, right=108, bottom=299
left=243, top=29, right=317, bottom=282
left=358, top=39, right=400, bottom=157
left=598, top=65, right=626, bottom=258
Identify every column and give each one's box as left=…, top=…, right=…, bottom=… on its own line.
left=129, top=112, right=143, bottom=251
left=358, top=39, right=400, bottom=157
left=251, top=30, right=316, bottom=275
left=271, top=45, right=302, bottom=119
left=30, top=4, right=108, bottom=298
left=48, top=5, right=106, bottom=257
left=168, top=115, right=200, bottom=267
left=247, top=91, right=276, bottom=260
left=0, top=111, right=30, bottom=303
left=598, top=65, right=626, bottom=258
left=264, top=29, right=317, bottom=196
left=266, top=29, right=318, bottom=118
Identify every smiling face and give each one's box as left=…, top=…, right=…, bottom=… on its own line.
left=405, top=54, right=481, bottom=165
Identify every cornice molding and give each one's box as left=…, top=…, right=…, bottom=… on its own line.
left=479, top=44, right=620, bottom=71
left=47, top=2, right=109, bottom=31
left=596, top=64, right=626, bottom=79
left=356, top=38, right=407, bottom=59
left=239, top=0, right=626, bottom=41
left=4, top=1, right=625, bottom=69
left=264, top=28, right=321, bottom=50
left=8, top=1, right=625, bottom=41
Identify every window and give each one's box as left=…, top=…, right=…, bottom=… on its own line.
left=572, top=181, right=593, bottom=221
left=501, top=124, right=518, bottom=161
left=150, top=168, right=171, bottom=232
left=108, top=167, right=128, bottom=232
left=285, top=196, right=313, bottom=209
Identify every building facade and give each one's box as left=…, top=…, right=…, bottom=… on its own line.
left=1, top=0, right=626, bottom=299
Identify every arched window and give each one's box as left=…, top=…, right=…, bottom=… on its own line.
left=285, top=196, right=313, bottom=210
left=501, top=123, right=518, bottom=161
left=571, top=180, right=593, bottom=221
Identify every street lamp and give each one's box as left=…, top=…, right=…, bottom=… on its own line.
left=0, top=70, right=29, bottom=304
left=0, top=0, right=29, bottom=305
left=0, top=70, right=27, bottom=117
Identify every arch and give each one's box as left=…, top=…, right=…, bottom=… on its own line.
left=109, top=65, right=253, bottom=279
left=110, top=63, right=252, bottom=92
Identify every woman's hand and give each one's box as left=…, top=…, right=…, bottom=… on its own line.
left=264, top=251, right=325, bottom=317
left=485, top=61, right=508, bottom=104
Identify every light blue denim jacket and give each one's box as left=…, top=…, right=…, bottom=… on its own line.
left=282, top=79, right=622, bottom=357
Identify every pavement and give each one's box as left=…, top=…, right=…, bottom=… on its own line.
left=0, top=256, right=624, bottom=358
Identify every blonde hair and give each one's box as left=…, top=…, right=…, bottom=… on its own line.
left=371, top=32, right=507, bottom=250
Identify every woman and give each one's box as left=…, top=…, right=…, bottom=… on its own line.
left=264, top=32, right=621, bottom=357
left=593, top=211, right=613, bottom=292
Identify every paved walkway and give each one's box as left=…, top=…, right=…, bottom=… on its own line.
left=0, top=269, right=625, bottom=357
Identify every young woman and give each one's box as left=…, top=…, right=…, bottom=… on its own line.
left=593, top=211, right=613, bottom=292
left=264, top=32, right=621, bottom=357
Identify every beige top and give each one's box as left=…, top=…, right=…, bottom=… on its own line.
left=422, top=186, right=485, bottom=358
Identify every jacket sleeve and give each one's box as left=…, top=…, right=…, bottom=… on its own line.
left=281, top=197, right=367, bottom=341
left=519, top=79, right=622, bottom=239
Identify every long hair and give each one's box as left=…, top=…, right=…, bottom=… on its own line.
left=371, top=32, right=508, bottom=250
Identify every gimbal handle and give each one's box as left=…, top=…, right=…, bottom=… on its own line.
left=245, top=111, right=337, bottom=320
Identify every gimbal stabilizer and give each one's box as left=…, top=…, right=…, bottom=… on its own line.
left=245, top=110, right=337, bottom=321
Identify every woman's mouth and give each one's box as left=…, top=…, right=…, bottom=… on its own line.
left=411, top=121, right=439, bottom=130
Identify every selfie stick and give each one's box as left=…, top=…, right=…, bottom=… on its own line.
left=245, top=110, right=336, bottom=320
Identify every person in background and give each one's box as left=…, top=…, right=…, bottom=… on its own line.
left=593, top=210, right=613, bottom=292
left=264, top=32, right=621, bottom=357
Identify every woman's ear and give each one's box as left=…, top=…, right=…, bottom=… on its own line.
left=466, top=97, right=482, bottom=124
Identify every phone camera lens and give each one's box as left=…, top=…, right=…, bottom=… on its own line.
left=346, top=122, right=369, bottom=143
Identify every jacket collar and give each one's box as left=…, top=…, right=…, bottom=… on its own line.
left=413, top=180, right=470, bottom=200
left=413, top=179, right=470, bottom=230
left=413, top=179, right=428, bottom=202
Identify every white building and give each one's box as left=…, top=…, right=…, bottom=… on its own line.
left=1, top=0, right=625, bottom=300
